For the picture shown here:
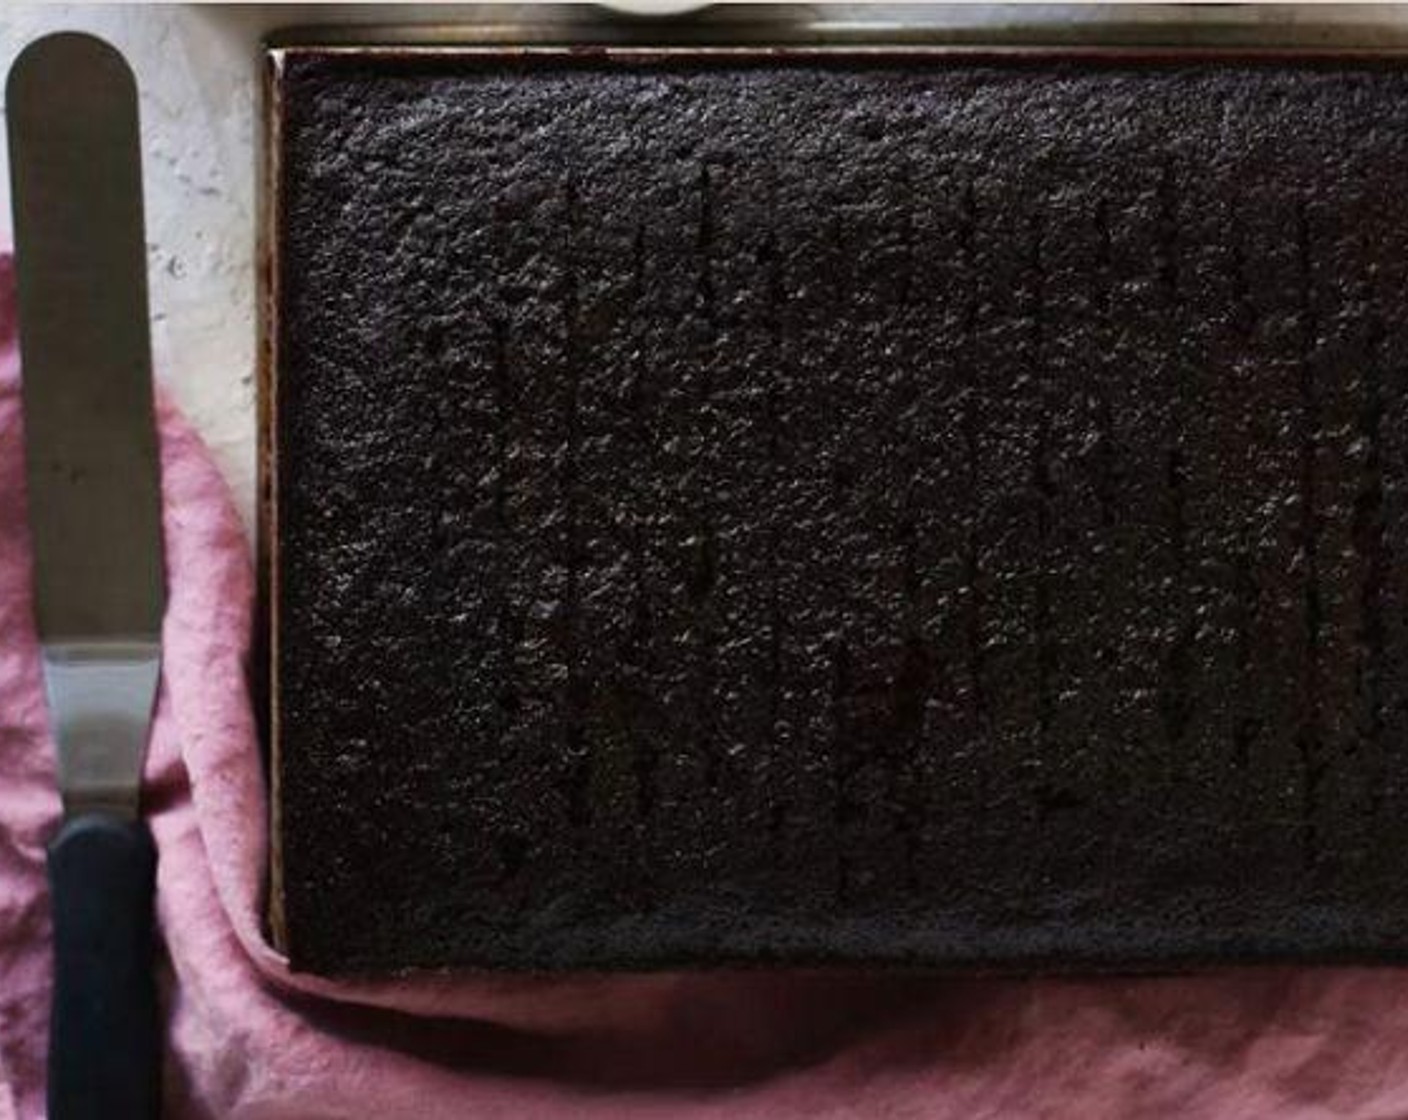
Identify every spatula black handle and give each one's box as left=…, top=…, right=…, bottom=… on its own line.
left=47, top=812, right=160, bottom=1120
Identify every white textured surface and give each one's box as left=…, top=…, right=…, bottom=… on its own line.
left=0, top=4, right=267, bottom=531
left=1, top=3, right=1404, bottom=534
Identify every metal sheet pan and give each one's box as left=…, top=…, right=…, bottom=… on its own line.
left=259, top=7, right=1408, bottom=965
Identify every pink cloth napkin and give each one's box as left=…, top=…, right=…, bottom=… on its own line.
left=3, top=249, right=1408, bottom=1118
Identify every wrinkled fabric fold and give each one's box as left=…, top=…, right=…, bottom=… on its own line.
left=1, top=252, right=1407, bottom=1118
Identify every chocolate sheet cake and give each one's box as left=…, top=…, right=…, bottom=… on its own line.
left=269, top=50, right=1408, bottom=974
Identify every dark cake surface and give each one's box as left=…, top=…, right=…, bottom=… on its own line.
left=273, top=52, right=1408, bottom=973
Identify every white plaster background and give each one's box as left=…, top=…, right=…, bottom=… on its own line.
left=0, top=3, right=1403, bottom=535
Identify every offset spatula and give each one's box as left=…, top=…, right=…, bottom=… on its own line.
left=7, top=32, right=164, bottom=1120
